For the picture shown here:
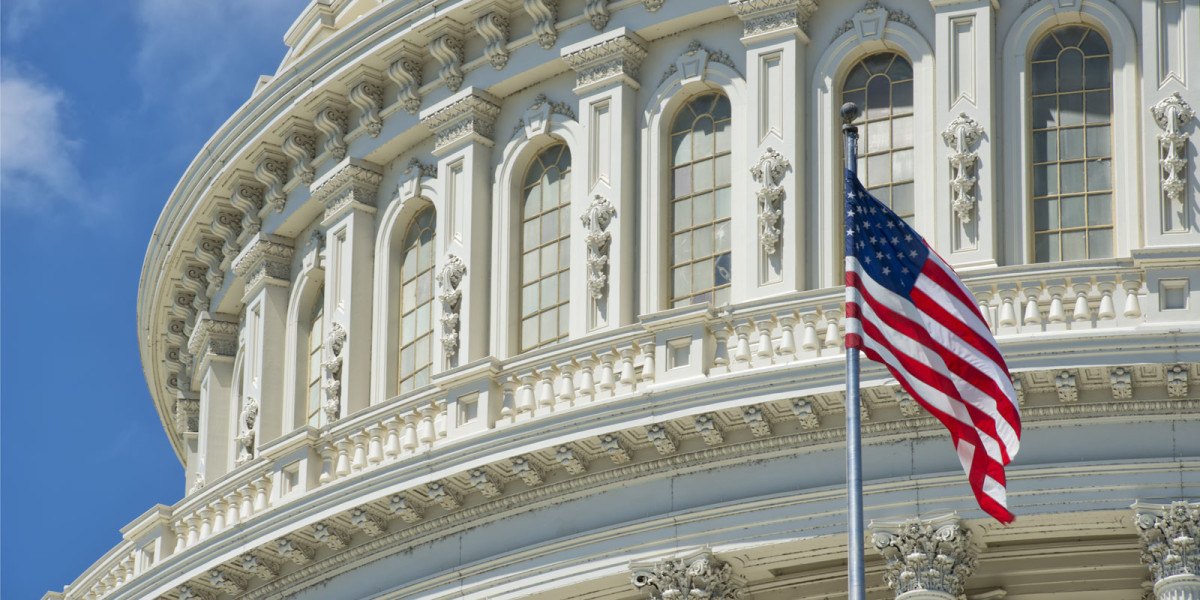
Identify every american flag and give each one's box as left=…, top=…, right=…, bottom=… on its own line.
left=842, top=170, right=1022, bottom=524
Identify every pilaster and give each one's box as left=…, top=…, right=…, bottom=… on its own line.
left=311, top=158, right=382, bottom=420
left=931, top=0, right=998, bottom=267
left=562, top=29, right=647, bottom=332
left=870, top=514, right=977, bottom=600
left=188, top=312, right=239, bottom=479
left=231, top=234, right=294, bottom=445
left=420, top=88, right=499, bottom=366
left=1134, top=500, right=1200, bottom=600
left=730, top=1, right=812, bottom=293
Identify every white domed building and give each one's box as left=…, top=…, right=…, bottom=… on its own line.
left=52, top=1, right=1200, bottom=599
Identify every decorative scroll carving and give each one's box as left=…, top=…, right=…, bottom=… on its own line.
left=253, top=153, right=290, bottom=213
left=469, top=468, right=503, bottom=497
left=427, top=481, right=461, bottom=510
left=438, top=255, right=467, bottom=360
left=321, top=322, right=347, bottom=423
left=177, top=584, right=213, bottom=600
left=871, top=515, right=977, bottom=599
left=350, top=507, right=388, bottom=536
left=695, top=413, right=724, bottom=445
left=561, top=31, right=648, bottom=92
left=581, top=194, right=616, bottom=300
left=645, top=423, right=678, bottom=455
left=1055, top=370, right=1078, bottom=403
left=833, top=0, right=914, bottom=40
left=312, top=521, right=351, bottom=549
left=314, top=103, right=349, bottom=161
left=281, top=129, right=317, bottom=185
left=231, top=233, right=293, bottom=292
left=750, top=147, right=790, bottom=254
left=276, top=536, right=316, bottom=564
left=730, top=0, right=819, bottom=38
left=585, top=0, right=610, bottom=30
left=387, top=54, right=423, bottom=115
left=389, top=493, right=425, bottom=522
left=431, top=33, right=465, bottom=93
left=348, top=81, right=385, bottom=138
left=1152, top=93, right=1195, bottom=210
left=180, top=262, right=210, bottom=319
left=1134, top=501, right=1200, bottom=598
left=405, top=158, right=438, bottom=180
left=212, top=209, right=244, bottom=272
left=659, top=42, right=740, bottom=87
left=230, top=182, right=265, bottom=244
left=600, top=433, right=631, bottom=463
left=209, top=568, right=245, bottom=595
left=941, top=113, right=985, bottom=224
left=193, top=236, right=225, bottom=298
left=524, top=0, right=558, bottom=49
left=791, top=398, right=820, bottom=429
left=1166, top=364, right=1189, bottom=398
left=514, top=93, right=576, bottom=138
left=240, top=552, right=280, bottom=578
left=556, top=445, right=588, bottom=474
left=511, top=455, right=545, bottom=486
left=742, top=405, right=772, bottom=437
left=631, top=551, right=746, bottom=600
left=475, top=12, right=510, bottom=70
left=643, top=0, right=665, bottom=12
left=235, top=396, right=258, bottom=464
left=1110, top=366, right=1133, bottom=400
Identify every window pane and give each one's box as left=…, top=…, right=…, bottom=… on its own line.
left=714, top=119, right=731, bottom=154
left=892, top=149, right=914, bottom=181
left=1087, top=158, right=1111, bottom=190
left=1035, top=232, right=1058, bottom=262
left=1084, top=56, right=1109, bottom=90
left=867, top=154, right=890, bottom=187
left=694, top=224, right=713, bottom=257
left=673, top=198, right=692, bottom=230
left=693, top=159, right=713, bottom=192
left=673, top=166, right=692, bottom=197
left=1033, top=164, right=1058, bottom=197
left=1088, top=228, right=1113, bottom=258
left=1087, top=193, right=1112, bottom=226
left=693, top=258, right=714, bottom=290
left=693, top=191, right=713, bottom=223
left=673, top=232, right=692, bottom=263
left=1031, top=96, right=1057, bottom=129
left=1031, top=61, right=1056, bottom=95
left=1086, top=125, right=1110, bottom=157
left=1034, top=197, right=1059, bottom=231
left=715, top=187, right=731, bottom=220
left=866, top=76, right=891, bottom=119
left=1061, top=230, right=1087, bottom=261
left=1061, top=161, right=1085, bottom=194
left=1085, top=91, right=1110, bottom=124
left=715, top=220, right=731, bottom=253
left=1058, top=49, right=1084, bottom=92
left=672, top=132, right=690, bottom=165
left=523, top=185, right=541, bottom=219
left=714, top=154, right=731, bottom=187
left=1059, top=93, right=1084, bottom=127
left=1032, top=129, right=1057, bottom=163
left=1060, top=128, right=1084, bottom=160
left=1061, top=195, right=1086, bottom=228
left=867, top=120, right=890, bottom=153
left=892, top=183, right=914, bottom=217
left=693, top=117, right=714, bottom=158
left=892, top=115, right=913, bottom=148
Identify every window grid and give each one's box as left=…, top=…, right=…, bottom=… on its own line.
left=398, top=207, right=436, bottom=393
left=842, top=52, right=915, bottom=225
left=1030, top=25, right=1113, bottom=262
left=519, top=144, right=572, bottom=353
left=669, top=92, right=733, bottom=308
left=306, top=287, right=324, bottom=428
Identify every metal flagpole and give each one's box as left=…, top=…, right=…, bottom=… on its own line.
left=842, top=101, right=866, bottom=600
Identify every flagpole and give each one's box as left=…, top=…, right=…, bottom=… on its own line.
left=842, top=101, right=866, bottom=600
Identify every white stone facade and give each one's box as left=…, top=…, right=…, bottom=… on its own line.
left=51, top=1, right=1200, bottom=599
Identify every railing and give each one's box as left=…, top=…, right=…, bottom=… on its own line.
left=66, top=259, right=1176, bottom=599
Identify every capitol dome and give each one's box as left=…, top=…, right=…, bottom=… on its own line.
left=52, top=0, right=1199, bottom=599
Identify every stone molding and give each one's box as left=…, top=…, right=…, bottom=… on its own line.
left=561, top=28, right=648, bottom=94
left=231, top=233, right=295, bottom=294
left=309, top=158, right=383, bottom=223
left=870, top=514, right=977, bottom=599
left=187, top=311, right=239, bottom=367
left=631, top=550, right=746, bottom=600
left=419, top=88, right=501, bottom=155
left=1134, top=500, right=1200, bottom=600
left=729, top=0, right=819, bottom=40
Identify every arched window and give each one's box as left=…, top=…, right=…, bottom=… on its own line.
left=842, top=52, right=915, bottom=224
left=519, top=143, right=572, bottom=352
left=1030, top=25, right=1112, bottom=262
left=669, top=92, right=732, bottom=307
left=306, top=286, right=324, bottom=427
left=398, top=207, right=436, bottom=392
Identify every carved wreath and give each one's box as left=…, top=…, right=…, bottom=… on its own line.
left=750, top=147, right=790, bottom=254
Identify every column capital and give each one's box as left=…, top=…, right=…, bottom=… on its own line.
left=871, top=514, right=977, bottom=600
left=631, top=550, right=746, bottom=600
left=188, top=311, right=239, bottom=373
left=1134, top=501, right=1200, bottom=599
left=232, top=233, right=294, bottom=298
left=729, top=0, right=818, bottom=43
left=419, top=87, right=501, bottom=156
left=310, top=157, right=383, bottom=224
left=561, top=28, right=648, bottom=94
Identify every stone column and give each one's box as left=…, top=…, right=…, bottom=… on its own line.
left=188, top=312, right=239, bottom=480
left=870, top=515, right=978, bottom=600
left=1134, top=501, right=1200, bottom=600
left=931, top=0, right=998, bottom=267
left=231, top=233, right=294, bottom=446
left=311, top=159, right=383, bottom=420
left=561, top=28, right=647, bottom=334
left=419, top=88, right=499, bottom=366
left=729, top=0, right=816, bottom=293
left=630, top=550, right=746, bottom=600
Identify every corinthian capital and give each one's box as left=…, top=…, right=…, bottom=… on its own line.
left=419, top=87, right=501, bottom=156
left=310, top=158, right=383, bottom=223
left=561, top=28, right=648, bottom=94
left=871, top=515, right=977, bottom=600
left=1134, top=501, right=1200, bottom=600
left=631, top=550, right=745, bottom=600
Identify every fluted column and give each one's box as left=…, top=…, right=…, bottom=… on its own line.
left=561, top=28, right=647, bottom=335
left=311, top=159, right=383, bottom=421
left=630, top=550, right=746, bottom=600
left=870, top=515, right=977, bottom=600
left=1134, top=501, right=1200, bottom=600
left=419, top=88, right=500, bottom=367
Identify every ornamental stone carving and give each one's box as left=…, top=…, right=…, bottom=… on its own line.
left=232, top=233, right=294, bottom=293
left=235, top=396, right=258, bottom=464
left=176, top=397, right=201, bottom=435
left=420, top=89, right=502, bottom=153
left=252, top=151, right=290, bottom=213
left=833, top=0, right=915, bottom=41
left=387, top=46, right=424, bottom=115
left=475, top=12, right=510, bottom=70
left=659, top=41, right=740, bottom=88
left=229, top=181, right=265, bottom=244
left=211, top=208, right=244, bottom=271
left=940, top=113, right=985, bottom=225
left=561, top=29, right=648, bottom=93
left=1111, top=366, right=1133, bottom=400
left=1151, top=93, right=1195, bottom=209
left=1134, top=501, right=1200, bottom=600
left=1054, top=370, right=1078, bottom=403
left=871, top=515, right=977, bottom=600
left=321, top=322, right=347, bottom=423
left=729, top=0, right=819, bottom=38
left=281, top=127, right=317, bottom=185
left=750, top=147, right=790, bottom=254
left=187, top=313, right=238, bottom=359
left=645, top=423, right=678, bottom=455
left=585, top=0, right=610, bottom=30
left=313, top=101, right=350, bottom=160
left=430, top=31, right=466, bottom=93
left=631, top=550, right=746, bottom=600
left=791, top=398, right=820, bottom=429
left=516, top=93, right=576, bottom=139
left=581, top=194, right=616, bottom=300
left=438, top=254, right=467, bottom=360
left=1167, top=365, right=1189, bottom=398
left=348, top=80, right=385, bottom=138
left=524, top=0, right=558, bottom=49
left=310, top=159, right=383, bottom=222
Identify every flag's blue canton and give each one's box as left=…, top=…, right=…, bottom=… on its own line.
left=844, top=169, right=929, bottom=297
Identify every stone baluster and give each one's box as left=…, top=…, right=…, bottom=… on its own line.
left=997, top=284, right=1019, bottom=328
left=254, top=473, right=271, bottom=512
left=537, top=367, right=556, bottom=410
left=598, top=351, right=617, bottom=393
left=1097, top=280, right=1117, bottom=320
left=318, top=442, right=336, bottom=484
left=186, top=513, right=201, bottom=547
left=1072, top=282, right=1093, bottom=322
left=732, top=322, right=752, bottom=363
left=199, top=506, right=214, bottom=539
left=1134, top=501, right=1200, bottom=600
left=173, top=521, right=188, bottom=553
left=226, top=490, right=242, bottom=526
left=618, top=347, right=637, bottom=387
left=335, top=439, right=353, bottom=477
left=351, top=430, right=369, bottom=471
left=368, top=424, right=386, bottom=465
left=755, top=318, right=775, bottom=359
left=557, top=361, right=577, bottom=405
left=416, top=404, right=436, bottom=446
left=384, top=417, right=402, bottom=459
left=516, top=372, right=537, bottom=413
left=823, top=309, right=843, bottom=349
left=800, top=313, right=820, bottom=352
left=1123, top=278, right=1143, bottom=318
left=435, top=399, right=448, bottom=438
left=238, top=482, right=255, bottom=519
left=500, top=377, right=517, bottom=419
left=871, top=515, right=977, bottom=600
left=212, top=499, right=227, bottom=533
left=402, top=411, right=420, bottom=453
left=711, top=324, right=731, bottom=367
left=1046, top=282, right=1067, bottom=323
left=639, top=341, right=655, bottom=383
left=972, top=288, right=993, bottom=330
left=777, top=314, right=797, bottom=357
left=577, top=356, right=597, bottom=398
left=1021, top=282, right=1043, bottom=326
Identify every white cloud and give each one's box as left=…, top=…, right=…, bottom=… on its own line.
left=0, top=61, right=85, bottom=213
left=2, top=0, right=45, bottom=40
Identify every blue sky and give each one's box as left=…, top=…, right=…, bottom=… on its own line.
left=1, top=1, right=309, bottom=597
